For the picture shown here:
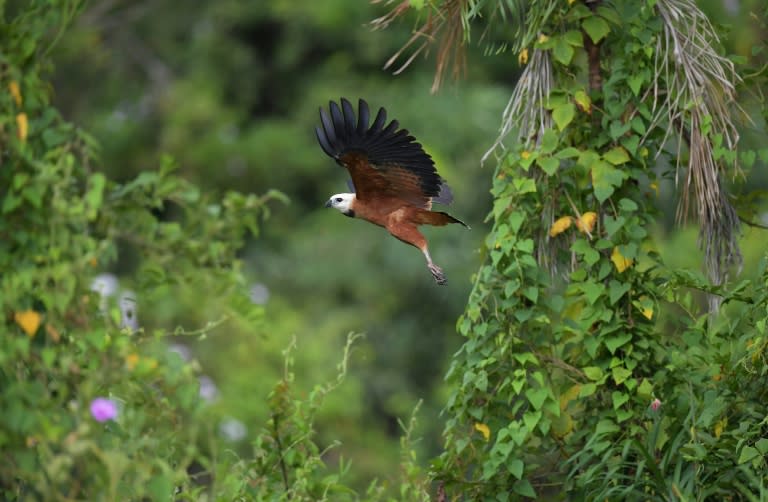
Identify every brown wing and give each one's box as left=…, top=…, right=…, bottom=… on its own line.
left=315, top=98, right=454, bottom=208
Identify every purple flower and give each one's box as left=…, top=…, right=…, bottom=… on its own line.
left=650, top=398, right=662, bottom=412
left=90, top=397, right=118, bottom=422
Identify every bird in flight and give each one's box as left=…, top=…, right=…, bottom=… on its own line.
left=316, top=98, right=468, bottom=285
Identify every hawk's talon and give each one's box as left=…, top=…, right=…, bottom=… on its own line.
left=429, top=263, right=447, bottom=285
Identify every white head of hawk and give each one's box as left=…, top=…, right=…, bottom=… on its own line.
left=316, top=98, right=469, bottom=285
left=324, top=193, right=355, bottom=217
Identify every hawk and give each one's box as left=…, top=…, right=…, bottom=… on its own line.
left=316, top=98, right=468, bottom=285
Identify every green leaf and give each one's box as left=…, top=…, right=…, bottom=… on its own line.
left=603, top=146, right=630, bottom=165
left=637, top=379, right=653, bottom=398
left=514, top=177, right=537, bottom=194
left=563, top=30, right=584, bottom=46
left=523, top=410, right=541, bottom=431
left=609, top=120, right=631, bottom=139
left=537, top=156, right=560, bottom=176
left=525, top=388, right=548, bottom=410
left=618, top=198, right=638, bottom=211
left=755, top=438, right=768, bottom=455
left=591, top=160, right=627, bottom=202
left=581, top=281, right=605, bottom=304
left=582, top=16, right=611, bottom=43
left=553, top=38, right=575, bottom=65
left=604, top=333, right=632, bottom=354
left=583, top=366, right=604, bottom=381
left=628, top=73, right=644, bottom=96
left=147, top=475, right=174, bottom=501
left=508, top=458, right=524, bottom=480
left=608, top=280, right=630, bottom=304
left=513, top=479, right=536, bottom=498
left=572, top=239, right=600, bottom=265
left=577, top=149, right=601, bottom=169
left=611, top=391, right=629, bottom=410
left=552, top=103, right=576, bottom=131
left=612, top=366, right=632, bottom=385
left=556, top=147, right=580, bottom=159
left=540, top=128, right=559, bottom=153
left=622, top=135, right=640, bottom=155
left=738, top=446, right=761, bottom=464
left=522, top=286, right=539, bottom=303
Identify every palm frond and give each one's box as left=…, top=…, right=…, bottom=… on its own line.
left=648, top=0, right=745, bottom=286
left=372, top=0, right=469, bottom=93
left=483, top=48, right=554, bottom=162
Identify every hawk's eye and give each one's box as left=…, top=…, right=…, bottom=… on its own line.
left=335, top=197, right=343, bottom=203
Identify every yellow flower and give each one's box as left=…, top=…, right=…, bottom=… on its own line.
left=126, top=353, right=140, bottom=371
left=518, top=48, right=529, bottom=65
left=549, top=216, right=573, bottom=237
left=474, top=422, right=491, bottom=441
left=9, top=81, right=22, bottom=106
left=16, top=113, right=28, bottom=142
left=611, top=247, right=633, bottom=273
left=15, top=310, right=41, bottom=337
left=521, top=150, right=531, bottom=160
left=538, top=34, right=550, bottom=44
left=576, top=212, right=597, bottom=234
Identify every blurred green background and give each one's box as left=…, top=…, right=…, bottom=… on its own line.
left=47, top=0, right=766, bottom=490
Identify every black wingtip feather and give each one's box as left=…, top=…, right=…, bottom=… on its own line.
left=315, top=126, right=334, bottom=157
left=356, top=99, right=369, bottom=135
left=341, top=98, right=356, bottom=136
left=315, top=98, right=448, bottom=199
left=319, top=107, right=336, bottom=145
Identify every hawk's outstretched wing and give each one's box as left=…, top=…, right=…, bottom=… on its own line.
left=315, top=98, right=453, bottom=208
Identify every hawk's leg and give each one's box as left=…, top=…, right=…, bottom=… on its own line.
left=422, top=248, right=446, bottom=285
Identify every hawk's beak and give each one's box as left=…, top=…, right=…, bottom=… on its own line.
left=324, top=199, right=332, bottom=208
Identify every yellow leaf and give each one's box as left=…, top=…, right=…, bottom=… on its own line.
left=574, top=90, right=591, bottom=114
left=15, top=310, right=41, bottom=337
left=538, top=34, right=550, bottom=44
left=126, top=353, right=140, bottom=371
left=521, top=150, right=531, bottom=160
left=611, top=247, right=633, bottom=273
left=549, top=216, right=573, bottom=237
left=474, top=422, right=491, bottom=441
left=16, top=113, right=28, bottom=142
left=551, top=411, right=573, bottom=438
left=518, top=48, right=529, bottom=65
left=560, top=384, right=581, bottom=411
left=567, top=0, right=576, bottom=4
left=9, top=81, right=22, bottom=106
left=575, top=211, right=597, bottom=234
left=641, top=307, right=653, bottom=320
left=714, top=418, right=727, bottom=439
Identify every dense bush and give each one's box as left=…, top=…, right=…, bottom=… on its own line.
left=2, top=2, right=427, bottom=500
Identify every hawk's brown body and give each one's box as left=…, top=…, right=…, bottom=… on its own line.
left=316, top=98, right=467, bottom=285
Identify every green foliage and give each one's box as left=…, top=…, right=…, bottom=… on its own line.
left=48, top=1, right=508, bottom=488
left=1, top=2, right=434, bottom=500
left=428, top=0, right=768, bottom=499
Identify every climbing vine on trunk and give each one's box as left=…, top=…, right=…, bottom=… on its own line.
left=378, top=0, right=768, bottom=499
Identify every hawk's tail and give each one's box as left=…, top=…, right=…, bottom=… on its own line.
left=415, top=210, right=470, bottom=229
